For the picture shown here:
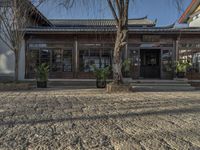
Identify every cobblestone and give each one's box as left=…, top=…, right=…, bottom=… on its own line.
left=0, top=88, right=200, bottom=149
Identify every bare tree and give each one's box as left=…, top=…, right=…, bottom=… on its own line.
left=1, top=0, right=182, bottom=83
left=45, top=0, right=184, bottom=85
left=107, top=0, right=183, bottom=85
left=0, top=0, right=42, bottom=81
left=107, top=0, right=129, bottom=84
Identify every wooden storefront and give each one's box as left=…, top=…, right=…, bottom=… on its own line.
left=24, top=32, right=200, bottom=80
left=178, top=36, right=200, bottom=80
left=128, top=34, right=175, bottom=79
left=25, top=34, right=115, bottom=79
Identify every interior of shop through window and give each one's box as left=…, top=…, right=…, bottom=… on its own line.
left=27, top=43, right=73, bottom=78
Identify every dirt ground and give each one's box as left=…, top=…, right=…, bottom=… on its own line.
left=0, top=88, right=200, bottom=150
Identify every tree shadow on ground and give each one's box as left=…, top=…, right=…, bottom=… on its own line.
left=0, top=105, right=200, bottom=127
left=1, top=95, right=200, bottom=119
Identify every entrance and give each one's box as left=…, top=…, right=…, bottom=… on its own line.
left=140, top=49, right=161, bottom=78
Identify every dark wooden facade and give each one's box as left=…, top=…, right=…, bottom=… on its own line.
left=24, top=33, right=200, bottom=80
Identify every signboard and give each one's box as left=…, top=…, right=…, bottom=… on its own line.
left=140, top=43, right=160, bottom=48
left=142, top=35, right=160, bottom=42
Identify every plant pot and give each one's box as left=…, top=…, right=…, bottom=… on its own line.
left=96, top=79, right=106, bottom=88
left=123, top=78, right=132, bottom=83
left=37, top=81, right=47, bottom=88
left=123, top=71, right=131, bottom=78
left=177, top=72, right=186, bottom=78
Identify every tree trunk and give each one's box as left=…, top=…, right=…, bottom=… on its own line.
left=112, top=27, right=128, bottom=84
left=14, top=50, right=19, bottom=82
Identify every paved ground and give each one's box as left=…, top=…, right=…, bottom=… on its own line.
left=0, top=88, right=200, bottom=150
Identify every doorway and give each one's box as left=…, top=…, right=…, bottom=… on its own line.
left=140, top=49, right=161, bottom=78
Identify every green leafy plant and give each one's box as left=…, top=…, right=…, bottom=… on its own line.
left=92, top=65, right=110, bottom=80
left=122, top=58, right=132, bottom=73
left=35, top=63, right=49, bottom=81
left=176, top=60, right=192, bottom=73
left=122, top=58, right=132, bottom=77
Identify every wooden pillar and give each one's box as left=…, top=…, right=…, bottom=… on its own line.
left=74, top=38, right=78, bottom=78
left=174, top=38, right=179, bottom=78
left=125, top=43, right=128, bottom=59
left=175, top=40, right=179, bottom=61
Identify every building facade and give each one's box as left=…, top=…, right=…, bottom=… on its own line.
left=179, top=0, right=200, bottom=27
left=0, top=1, right=200, bottom=80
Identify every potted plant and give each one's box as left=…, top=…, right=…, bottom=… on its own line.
left=92, top=65, right=110, bottom=88
left=176, top=60, right=191, bottom=78
left=122, top=58, right=132, bottom=78
left=35, top=63, right=49, bottom=88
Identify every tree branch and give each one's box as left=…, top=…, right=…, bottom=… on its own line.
left=107, top=0, right=119, bottom=24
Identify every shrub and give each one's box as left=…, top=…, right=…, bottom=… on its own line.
left=35, top=63, right=49, bottom=81
left=176, top=60, right=192, bottom=73
left=92, top=65, right=110, bottom=80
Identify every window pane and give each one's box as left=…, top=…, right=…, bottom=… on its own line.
left=193, top=52, right=200, bottom=72
left=90, top=49, right=100, bottom=70
left=179, top=41, right=200, bottom=74
left=63, top=50, right=72, bottom=72
left=29, top=50, right=39, bottom=74
left=79, top=49, right=100, bottom=72
left=79, top=50, right=89, bottom=72
left=101, top=50, right=112, bottom=68
left=162, top=49, right=173, bottom=73
left=40, top=49, right=51, bottom=66
left=52, top=49, right=62, bottom=72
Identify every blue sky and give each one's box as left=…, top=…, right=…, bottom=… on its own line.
left=39, top=0, right=191, bottom=26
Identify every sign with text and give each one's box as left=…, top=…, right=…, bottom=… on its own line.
left=142, top=35, right=160, bottom=42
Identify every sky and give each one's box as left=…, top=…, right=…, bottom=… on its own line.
left=38, top=0, right=191, bottom=26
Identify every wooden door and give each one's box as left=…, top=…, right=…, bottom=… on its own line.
left=140, top=49, right=161, bottom=78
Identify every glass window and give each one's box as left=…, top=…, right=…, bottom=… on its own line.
left=162, top=49, right=173, bottom=73
left=192, top=52, right=200, bottom=72
left=27, top=46, right=73, bottom=78
left=40, top=49, right=51, bottom=66
left=79, top=49, right=100, bottom=72
left=52, top=49, right=62, bottom=72
left=80, top=50, right=89, bottom=72
left=29, top=44, right=47, bottom=48
left=90, top=49, right=101, bottom=69
left=29, top=50, right=39, bottom=74
left=79, top=49, right=112, bottom=72
left=101, top=50, right=112, bottom=68
left=63, top=50, right=72, bottom=72
left=178, top=41, right=200, bottom=74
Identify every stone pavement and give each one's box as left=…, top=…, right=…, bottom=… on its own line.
left=0, top=88, right=200, bottom=149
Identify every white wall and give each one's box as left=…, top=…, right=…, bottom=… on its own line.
left=0, top=40, right=15, bottom=80
left=189, top=17, right=200, bottom=27
left=0, top=5, right=15, bottom=80
left=0, top=39, right=26, bottom=81
left=0, top=2, right=37, bottom=81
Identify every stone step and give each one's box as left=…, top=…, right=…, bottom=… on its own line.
left=132, top=85, right=196, bottom=92
left=48, top=81, right=96, bottom=87
left=125, top=79, right=190, bottom=84
left=130, top=81, right=189, bottom=84
left=130, top=79, right=196, bottom=91
left=131, top=83, right=191, bottom=86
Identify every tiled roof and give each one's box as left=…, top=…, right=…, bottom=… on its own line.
left=25, top=26, right=200, bottom=34
left=27, top=1, right=53, bottom=26
left=179, top=0, right=200, bottom=23
left=49, top=16, right=156, bottom=27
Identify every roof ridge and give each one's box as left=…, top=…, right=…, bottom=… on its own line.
left=49, top=16, right=150, bottom=21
